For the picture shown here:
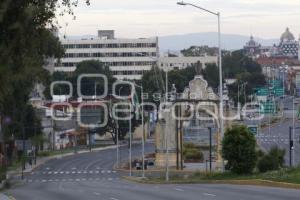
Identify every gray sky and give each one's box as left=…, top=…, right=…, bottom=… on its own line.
left=58, top=0, right=300, bottom=39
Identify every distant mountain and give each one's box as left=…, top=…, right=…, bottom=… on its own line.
left=63, top=32, right=279, bottom=53
left=159, top=32, right=279, bottom=52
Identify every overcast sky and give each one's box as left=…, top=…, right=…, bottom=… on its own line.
left=57, top=0, right=300, bottom=39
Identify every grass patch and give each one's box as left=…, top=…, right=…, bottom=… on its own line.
left=139, top=167, right=300, bottom=186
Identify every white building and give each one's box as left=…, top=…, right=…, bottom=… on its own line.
left=55, top=30, right=159, bottom=80
left=158, top=56, right=218, bottom=71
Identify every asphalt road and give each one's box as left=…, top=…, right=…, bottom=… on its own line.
left=8, top=141, right=300, bottom=200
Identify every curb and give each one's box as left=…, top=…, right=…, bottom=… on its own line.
left=8, top=144, right=120, bottom=177
left=123, top=176, right=300, bottom=190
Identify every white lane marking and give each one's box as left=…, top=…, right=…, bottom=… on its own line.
left=54, top=171, right=58, bottom=174
left=94, top=192, right=101, bottom=196
left=77, top=171, right=82, bottom=174
left=42, top=180, right=47, bottom=183
left=65, top=171, right=70, bottom=174
left=107, top=170, right=111, bottom=173
left=48, top=171, right=52, bottom=174
left=46, top=167, right=50, bottom=170
left=72, top=171, right=76, bottom=174
left=95, top=171, right=99, bottom=174
left=71, top=167, right=77, bottom=170
left=60, top=171, right=64, bottom=174
left=112, top=171, right=117, bottom=173
left=175, top=188, right=184, bottom=192
left=89, top=171, right=94, bottom=174
left=110, top=198, right=119, bottom=200
left=203, top=193, right=216, bottom=197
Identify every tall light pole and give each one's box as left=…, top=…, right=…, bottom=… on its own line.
left=116, top=86, right=123, bottom=168
left=132, top=83, right=146, bottom=178
left=177, top=0, right=224, bottom=167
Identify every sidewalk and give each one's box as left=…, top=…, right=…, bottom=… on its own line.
left=0, top=193, right=12, bottom=200
left=7, top=144, right=120, bottom=177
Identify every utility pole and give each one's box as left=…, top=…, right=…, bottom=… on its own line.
left=129, top=104, right=132, bottom=177
left=22, top=126, right=25, bottom=180
left=208, top=127, right=212, bottom=172
left=289, top=126, right=294, bottom=167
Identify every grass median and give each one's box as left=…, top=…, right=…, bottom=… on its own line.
left=126, top=167, right=300, bottom=189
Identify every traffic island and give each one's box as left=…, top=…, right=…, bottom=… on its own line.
left=123, top=167, right=300, bottom=190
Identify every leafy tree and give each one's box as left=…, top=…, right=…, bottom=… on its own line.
left=141, top=66, right=165, bottom=103
left=202, top=63, right=219, bottom=89
left=0, top=0, right=90, bottom=166
left=181, top=46, right=218, bottom=57
left=257, top=146, right=285, bottom=173
left=222, top=124, right=257, bottom=174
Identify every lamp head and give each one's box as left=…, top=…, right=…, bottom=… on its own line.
left=177, top=1, right=187, bottom=6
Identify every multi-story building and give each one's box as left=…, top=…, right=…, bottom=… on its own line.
left=158, top=55, right=218, bottom=71
left=279, top=28, right=298, bottom=58
left=243, top=35, right=261, bottom=57
left=55, top=30, right=159, bottom=80
left=243, top=28, right=299, bottom=59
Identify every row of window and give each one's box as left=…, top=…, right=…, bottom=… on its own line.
left=112, top=70, right=148, bottom=75
left=56, top=61, right=156, bottom=67
left=64, top=52, right=157, bottom=58
left=62, top=43, right=157, bottom=49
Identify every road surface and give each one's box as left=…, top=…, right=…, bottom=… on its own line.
left=8, top=142, right=300, bottom=200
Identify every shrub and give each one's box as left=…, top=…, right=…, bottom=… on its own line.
left=222, top=124, right=257, bottom=174
left=258, top=146, right=285, bottom=173
left=183, top=143, right=204, bottom=161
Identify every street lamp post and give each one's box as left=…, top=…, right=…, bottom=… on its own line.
left=177, top=1, right=224, bottom=169
left=116, top=86, right=123, bottom=169
left=132, top=83, right=146, bottom=178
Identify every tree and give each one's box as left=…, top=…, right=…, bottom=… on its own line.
left=0, top=0, right=90, bottom=167
left=257, top=146, right=285, bottom=173
left=202, top=63, right=219, bottom=89
left=222, top=124, right=257, bottom=174
left=141, top=66, right=165, bottom=103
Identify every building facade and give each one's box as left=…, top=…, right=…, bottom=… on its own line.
left=279, top=28, right=299, bottom=58
left=158, top=56, right=218, bottom=71
left=55, top=30, right=159, bottom=80
left=243, top=28, right=300, bottom=59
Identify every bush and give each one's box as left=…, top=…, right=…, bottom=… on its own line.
left=183, top=143, right=204, bottom=161
left=222, top=125, right=257, bottom=174
left=258, top=146, right=285, bottom=173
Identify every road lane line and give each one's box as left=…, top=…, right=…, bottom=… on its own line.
left=110, top=198, right=119, bottom=200
left=175, top=188, right=184, bottom=192
left=203, top=193, right=216, bottom=197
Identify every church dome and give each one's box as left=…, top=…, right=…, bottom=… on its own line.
left=280, top=27, right=295, bottom=42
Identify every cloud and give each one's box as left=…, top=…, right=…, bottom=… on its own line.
left=57, top=0, right=300, bottom=39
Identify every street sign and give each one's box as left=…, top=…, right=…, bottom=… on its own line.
left=256, top=88, right=269, bottom=96
left=248, top=125, right=258, bottom=135
left=273, top=87, right=284, bottom=96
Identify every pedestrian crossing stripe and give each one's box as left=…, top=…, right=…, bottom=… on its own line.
left=24, top=177, right=120, bottom=183
left=30, top=170, right=117, bottom=175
